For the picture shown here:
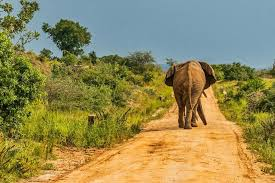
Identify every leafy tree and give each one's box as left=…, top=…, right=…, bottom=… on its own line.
left=0, top=0, right=40, bottom=50
left=82, top=51, right=97, bottom=64
left=0, top=32, right=44, bottom=134
left=100, top=55, right=126, bottom=65
left=270, top=60, right=275, bottom=76
left=212, top=62, right=256, bottom=81
left=165, top=58, right=178, bottom=66
left=39, top=48, right=53, bottom=60
left=42, top=19, right=91, bottom=56
left=125, top=51, right=155, bottom=74
left=212, top=64, right=225, bottom=80
left=88, top=51, right=97, bottom=64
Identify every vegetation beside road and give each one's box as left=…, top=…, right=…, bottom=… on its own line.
left=0, top=2, right=173, bottom=182
left=212, top=63, right=275, bottom=174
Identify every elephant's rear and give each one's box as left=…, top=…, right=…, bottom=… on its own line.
left=173, top=61, right=205, bottom=98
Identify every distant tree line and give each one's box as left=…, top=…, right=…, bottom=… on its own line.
left=212, top=62, right=257, bottom=81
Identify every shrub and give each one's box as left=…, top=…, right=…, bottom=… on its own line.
left=46, top=77, right=112, bottom=112
left=39, top=48, right=53, bottom=61
left=100, top=55, right=126, bottom=65
left=80, top=63, right=131, bottom=107
left=212, top=62, right=256, bottom=81
left=60, top=52, right=78, bottom=65
left=125, top=51, right=155, bottom=74
left=212, top=64, right=224, bottom=80
left=244, top=117, right=275, bottom=173
left=0, top=140, right=45, bottom=182
left=0, top=32, right=44, bottom=134
left=236, top=78, right=266, bottom=99
left=257, top=87, right=275, bottom=113
left=143, top=72, right=154, bottom=83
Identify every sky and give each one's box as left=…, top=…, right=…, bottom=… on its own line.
left=16, top=0, right=275, bottom=68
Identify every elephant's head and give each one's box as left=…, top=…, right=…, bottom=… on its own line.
left=199, top=62, right=216, bottom=89
left=164, top=64, right=176, bottom=86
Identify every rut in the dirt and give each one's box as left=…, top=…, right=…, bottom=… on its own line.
left=41, top=88, right=274, bottom=183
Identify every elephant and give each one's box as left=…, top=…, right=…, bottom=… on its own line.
left=164, top=60, right=216, bottom=129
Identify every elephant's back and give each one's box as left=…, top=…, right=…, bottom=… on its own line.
left=173, top=61, right=205, bottom=93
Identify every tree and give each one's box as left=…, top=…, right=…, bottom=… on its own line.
left=125, top=51, right=155, bottom=74
left=165, top=58, right=178, bottom=66
left=271, top=59, right=275, bottom=76
left=42, top=19, right=91, bottom=56
left=88, top=51, right=97, bottom=64
left=39, top=48, right=53, bottom=60
left=0, top=0, right=40, bottom=50
left=0, top=32, right=44, bottom=135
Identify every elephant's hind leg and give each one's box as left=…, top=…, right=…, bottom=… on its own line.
left=184, top=99, right=193, bottom=129
left=191, top=104, right=198, bottom=127
left=175, top=94, right=185, bottom=128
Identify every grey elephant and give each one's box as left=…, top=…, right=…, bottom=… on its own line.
left=164, top=60, right=216, bottom=129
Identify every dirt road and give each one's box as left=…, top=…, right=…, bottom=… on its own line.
left=54, top=88, right=274, bottom=183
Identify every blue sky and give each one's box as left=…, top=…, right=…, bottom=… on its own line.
left=19, top=0, right=275, bottom=68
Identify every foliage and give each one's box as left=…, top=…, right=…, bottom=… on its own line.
left=0, top=0, right=40, bottom=50
left=0, top=139, right=46, bottom=182
left=125, top=51, right=155, bottom=74
left=60, top=51, right=78, bottom=65
left=0, top=32, right=44, bottom=135
left=236, top=78, right=266, bottom=99
left=165, top=58, right=178, bottom=67
left=21, top=70, right=173, bottom=148
left=81, top=51, right=97, bottom=64
left=46, top=77, right=112, bottom=112
left=212, top=62, right=256, bottom=81
left=100, top=54, right=126, bottom=65
left=245, top=117, right=275, bottom=173
left=256, top=84, right=275, bottom=113
left=213, top=79, right=275, bottom=174
left=211, top=64, right=224, bottom=80
left=88, top=51, right=97, bottom=64
left=42, top=19, right=91, bottom=55
left=39, top=48, right=53, bottom=61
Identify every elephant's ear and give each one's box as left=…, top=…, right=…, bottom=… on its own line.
left=164, top=65, right=176, bottom=86
left=199, top=62, right=217, bottom=89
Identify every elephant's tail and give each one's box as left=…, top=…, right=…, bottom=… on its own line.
left=187, top=64, right=192, bottom=109
left=198, top=98, right=207, bottom=125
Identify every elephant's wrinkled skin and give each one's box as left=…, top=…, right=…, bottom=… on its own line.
left=165, top=61, right=216, bottom=129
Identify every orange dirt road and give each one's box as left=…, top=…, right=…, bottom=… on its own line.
left=54, top=88, right=275, bottom=183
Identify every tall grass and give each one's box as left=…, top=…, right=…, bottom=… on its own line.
left=0, top=139, right=46, bottom=182
left=213, top=80, right=275, bottom=174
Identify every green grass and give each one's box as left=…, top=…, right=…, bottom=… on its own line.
left=0, top=54, right=174, bottom=182
left=0, top=71, right=173, bottom=182
left=213, top=79, right=275, bottom=174
left=0, top=139, right=46, bottom=183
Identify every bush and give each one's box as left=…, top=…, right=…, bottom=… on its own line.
left=0, top=140, right=45, bottom=182
left=212, top=64, right=224, bottom=80
left=0, top=32, right=44, bottom=134
left=236, top=78, right=266, bottom=99
left=60, top=52, right=78, bottom=65
left=46, top=77, right=112, bottom=112
left=125, top=51, right=155, bottom=74
left=244, top=117, right=275, bottom=173
left=257, top=86, right=275, bottom=113
left=80, top=63, right=131, bottom=107
left=212, top=62, right=256, bottom=81
left=214, top=80, right=275, bottom=174
left=100, top=55, right=126, bottom=65
left=39, top=48, right=53, bottom=61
